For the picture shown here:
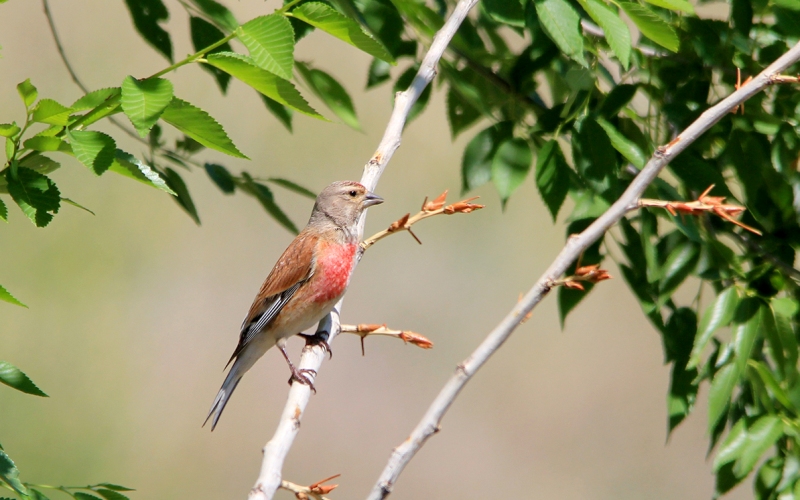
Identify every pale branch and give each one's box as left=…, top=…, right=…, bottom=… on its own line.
left=340, top=323, right=434, bottom=355
left=366, top=41, right=800, bottom=500
left=360, top=190, right=483, bottom=251
left=248, top=1, right=480, bottom=498
left=547, top=264, right=612, bottom=292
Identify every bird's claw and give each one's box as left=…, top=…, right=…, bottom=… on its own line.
left=288, top=367, right=317, bottom=393
left=299, top=331, right=333, bottom=360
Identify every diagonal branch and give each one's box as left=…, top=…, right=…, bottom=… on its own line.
left=366, top=41, right=800, bottom=500
left=247, top=1, right=480, bottom=498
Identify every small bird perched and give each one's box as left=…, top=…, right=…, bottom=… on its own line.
left=205, top=180, right=383, bottom=430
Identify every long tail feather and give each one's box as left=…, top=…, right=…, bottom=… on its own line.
left=204, top=369, right=242, bottom=431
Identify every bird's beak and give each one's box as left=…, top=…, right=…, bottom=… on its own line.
left=363, top=191, right=384, bottom=208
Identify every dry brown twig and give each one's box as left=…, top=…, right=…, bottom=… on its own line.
left=279, top=474, right=340, bottom=500
left=548, top=264, right=613, bottom=291
left=340, top=323, right=434, bottom=355
left=638, top=184, right=762, bottom=235
left=361, top=190, right=484, bottom=251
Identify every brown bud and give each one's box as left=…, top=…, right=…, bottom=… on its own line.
left=563, top=281, right=585, bottom=291
left=388, top=213, right=410, bottom=232
left=423, top=190, right=448, bottom=211
left=356, top=323, right=383, bottom=333
left=399, top=331, right=434, bottom=349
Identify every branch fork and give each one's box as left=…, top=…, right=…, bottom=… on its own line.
left=279, top=474, right=340, bottom=500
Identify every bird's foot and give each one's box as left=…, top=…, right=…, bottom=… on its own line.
left=298, top=331, right=333, bottom=359
left=288, top=367, right=317, bottom=393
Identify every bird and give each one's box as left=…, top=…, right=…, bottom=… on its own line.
left=204, top=180, right=383, bottom=430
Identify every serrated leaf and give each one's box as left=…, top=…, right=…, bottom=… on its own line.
left=492, top=138, right=532, bottom=205
left=0, top=361, right=47, bottom=396
left=68, top=130, right=116, bottom=175
left=162, top=167, right=200, bottom=224
left=266, top=178, right=316, bottom=198
left=110, top=151, right=176, bottom=195
left=242, top=177, right=299, bottom=234
left=123, top=0, right=173, bottom=61
left=577, top=0, right=631, bottom=68
left=204, top=163, right=235, bottom=193
left=619, top=1, right=679, bottom=52
left=71, top=87, right=121, bottom=111
left=596, top=117, right=647, bottom=168
left=120, top=76, right=174, bottom=137
left=5, top=167, right=60, bottom=227
left=708, top=363, right=738, bottom=432
left=95, top=489, right=130, bottom=500
left=290, top=2, right=395, bottom=64
left=20, top=153, right=61, bottom=175
left=0, top=123, right=20, bottom=138
left=483, top=0, right=526, bottom=26
left=535, top=139, right=571, bottom=221
left=260, top=94, right=293, bottom=132
left=643, top=0, right=695, bottom=14
left=190, top=0, right=238, bottom=31
left=16, top=79, right=37, bottom=109
left=31, top=99, right=72, bottom=126
left=206, top=52, right=323, bottom=120
left=23, top=136, right=68, bottom=153
left=0, top=199, right=6, bottom=222
left=0, top=449, right=26, bottom=495
left=688, top=287, right=739, bottom=369
left=446, top=87, right=481, bottom=138
left=190, top=17, right=232, bottom=92
left=734, top=416, right=783, bottom=478
left=160, top=97, right=247, bottom=158
left=74, top=493, right=103, bottom=500
left=0, top=283, right=25, bottom=307
left=297, top=63, right=360, bottom=129
left=534, top=0, right=586, bottom=65
left=238, top=15, right=295, bottom=80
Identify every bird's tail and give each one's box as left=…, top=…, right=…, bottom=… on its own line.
left=204, top=366, right=242, bottom=431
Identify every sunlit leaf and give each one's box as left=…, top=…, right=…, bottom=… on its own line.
left=0, top=361, right=47, bottom=396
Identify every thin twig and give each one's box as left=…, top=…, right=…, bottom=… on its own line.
left=366, top=41, right=800, bottom=500
left=247, top=1, right=481, bottom=498
left=279, top=474, right=339, bottom=500
left=340, top=323, right=433, bottom=356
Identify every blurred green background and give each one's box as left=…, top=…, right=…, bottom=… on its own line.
left=1, top=1, right=749, bottom=498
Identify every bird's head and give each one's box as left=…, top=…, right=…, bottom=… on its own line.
left=310, top=180, right=383, bottom=231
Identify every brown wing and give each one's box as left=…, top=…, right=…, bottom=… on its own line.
left=227, top=231, right=318, bottom=364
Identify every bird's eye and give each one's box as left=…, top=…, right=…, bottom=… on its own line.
left=348, top=190, right=357, bottom=197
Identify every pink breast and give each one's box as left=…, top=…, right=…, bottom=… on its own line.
left=311, top=241, right=357, bottom=303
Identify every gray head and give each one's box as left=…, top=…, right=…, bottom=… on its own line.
left=308, top=181, right=383, bottom=235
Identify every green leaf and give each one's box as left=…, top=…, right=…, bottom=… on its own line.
left=659, top=241, right=699, bottom=296
left=0, top=361, right=47, bottom=396
left=123, top=0, right=173, bottom=61
left=734, top=416, right=783, bottom=479
left=0, top=123, right=20, bottom=138
left=771, top=297, right=798, bottom=374
left=535, top=139, right=571, bottom=221
left=162, top=167, right=200, bottom=224
left=120, top=76, right=174, bottom=137
left=596, top=117, right=647, bottom=168
left=483, top=0, right=526, bottom=26
left=297, top=63, right=360, bottom=130
left=31, top=99, right=72, bottom=126
left=16, top=79, right=37, bottom=109
left=733, top=300, right=762, bottom=375
left=190, top=0, right=238, bottom=31
left=619, top=1, right=679, bottom=52
left=68, top=130, right=116, bottom=175
left=367, top=58, right=391, bottom=88
left=23, top=136, right=69, bottom=153
left=0, top=449, right=26, bottom=495
left=290, top=2, right=395, bottom=64
left=492, top=138, right=532, bottom=206
left=71, top=88, right=120, bottom=111
left=62, top=197, right=95, bottom=215
left=95, top=489, right=130, bottom=500
left=688, top=287, right=739, bottom=369
left=0, top=199, right=6, bottom=222
left=714, top=419, right=748, bottom=470
left=266, top=177, right=316, bottom=199
left=5, top=167, right=60, bottom=227
left=446, top=87, right=482, bottom=138
left=206, top=52, right=323, bottom=120
left=190, top=17, right=232, bottom=93
left=534, top=0, right=586, bottom=65
left=20, top=153, right=61, bottom=175
left=598, top=84, right=638, bottom=118
left=749, top=360, right=795, bottom=411
left=238, top=15, right=295, bottom=80
left=0, top=284, right=26, bottom=307
left=160, top=97, right=247, bottom=158
left=242, top=176, right=299, bottom=234
left=462, top=123, right=505, bottom=192
left=204, top=163, right=235, bottom=193
left=109, top=151, right=176, bottom=195
left=260, top=94, right=293, bottom=132
left=74, top=493, right=103, bottom=500
left=95, top=484, right=135, bottom=492
left=708, top=363, right=738, bottom=432
left=643, top=0, right=695, bottom=14
left=576, top=0, right=632, bottom=68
